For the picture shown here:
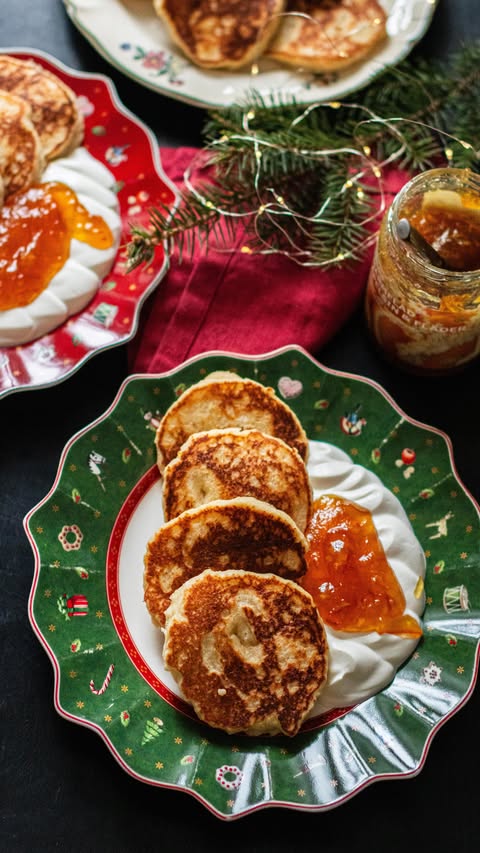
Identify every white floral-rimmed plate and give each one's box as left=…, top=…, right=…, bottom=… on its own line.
left=25, top=346, right=480, bottom=820
left=0, top=48, right=178, bottom=400
left=62, top=0, right=438, bottom=109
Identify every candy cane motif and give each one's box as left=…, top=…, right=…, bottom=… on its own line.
left=89, top=664, right=115, bottom=695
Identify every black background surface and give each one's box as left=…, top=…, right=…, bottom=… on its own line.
left=1, top=2, right=479, bottom=850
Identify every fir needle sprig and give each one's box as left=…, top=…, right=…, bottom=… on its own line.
left=126, top=42, right=480, bottom=272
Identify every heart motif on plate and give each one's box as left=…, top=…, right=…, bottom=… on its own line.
left=278, top=376, right=303, bottom=399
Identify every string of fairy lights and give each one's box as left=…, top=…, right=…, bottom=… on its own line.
left=128, top=1, right=476, bottom=271
left=180, top=98, right=474, bottom=268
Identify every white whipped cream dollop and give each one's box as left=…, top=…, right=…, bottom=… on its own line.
left=306, top=441, right=426, bottom=716
left=0, top=147, right=121, bottom=347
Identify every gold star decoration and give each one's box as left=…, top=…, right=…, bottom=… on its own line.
left=104, top=715, right=112, bottom=722
left=144, top=699, right=152, bottom=708
left=76, top=701, right=85, bottom=709
left=194, top=778, right=203, bottom=786
left=125, top=748, right=133, bottom=756
left=368, top=756, right=376, bottom=764
left=44, top=589, right=52, bottom=598
left=96, top=611, right=103, bottom=619
left=155, top=761, right=164, bottom=770
left=121, top=684, right=129, bottom=693
left=90, top=545, right=98, bottom=554
left=69, top=671, right=77, bottom=679
left=48, top=624, right=56, bottom=632
left=457, top=666, right=465, bottom=674
left=174, top=737, right=182, bottom=744
left=297, top=789, right=306, bottom=797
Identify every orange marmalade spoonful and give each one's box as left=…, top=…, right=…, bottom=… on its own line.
left=302, top=494, right=422, bottom=639
left=0, top=181, right=114, bottom=311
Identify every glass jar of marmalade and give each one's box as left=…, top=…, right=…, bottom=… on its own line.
left=365, top=168, right=480, bottom=374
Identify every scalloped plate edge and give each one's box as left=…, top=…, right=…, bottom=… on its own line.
left=0, top=46, right=179, bottom=401
left=24, top=344, right=480, bottom=819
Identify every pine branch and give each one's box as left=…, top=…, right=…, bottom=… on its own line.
left=126, top=41, right=480, bottom=271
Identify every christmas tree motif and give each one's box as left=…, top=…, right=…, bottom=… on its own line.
left=141, top=717, right=164, bottom=745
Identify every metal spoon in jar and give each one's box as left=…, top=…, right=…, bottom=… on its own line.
left=397, top=218, right=450, bottom=269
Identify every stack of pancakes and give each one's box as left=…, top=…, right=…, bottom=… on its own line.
left=144, top=371, right=329, bottom=737
left=153, top=0, right=388, bottom=73
left=0, top=55, right=84, bottom=205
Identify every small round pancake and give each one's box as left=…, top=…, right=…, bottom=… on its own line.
left=266, top=0, right=388, bottom=72
left=162, top=427, right=312, bottom=531
left=144, top=496, right=308, bottom=626
left=163, top=569, right=328, bottom=736
left=0, top=55, right=84, bottom=161
left=0, top=90, right=45, bottom=198
left=153, top=0, right=286, bottom=70
left=155, top=370, right=309, bottom=473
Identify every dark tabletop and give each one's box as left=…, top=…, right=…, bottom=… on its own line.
left=1, top=2, right=479, bottom=850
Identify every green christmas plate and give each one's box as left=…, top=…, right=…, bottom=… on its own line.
left=25, top=347, right=480, bottom=820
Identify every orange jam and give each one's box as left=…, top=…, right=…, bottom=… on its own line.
left=301, top=494, right=422, bottom=638
left=403, top=191, right=480, bottom=273
left=0, top=182, right=114, bottom=311
left=365, top=168, right=480, bottom=374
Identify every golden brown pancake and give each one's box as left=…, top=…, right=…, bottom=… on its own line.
left=144, top=496, right=308, bottom=626
left=266, top=0, right=388, bottom=72
left=155, top=370, right=309, bottom=473
left=0, top=90, right=45, bottom=198
left=153, top=0, right=286, bottom=69
left=0, top=55, right=84, bottom=161
left=163, top=568, right=328, bottom=736
left=162, top=428, right=312, bottom=531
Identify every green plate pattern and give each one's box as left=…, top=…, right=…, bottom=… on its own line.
left=25, top=346, right=480, bottom=819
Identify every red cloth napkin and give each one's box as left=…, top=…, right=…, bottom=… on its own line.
left=128, top=147, right=408, bottom=374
